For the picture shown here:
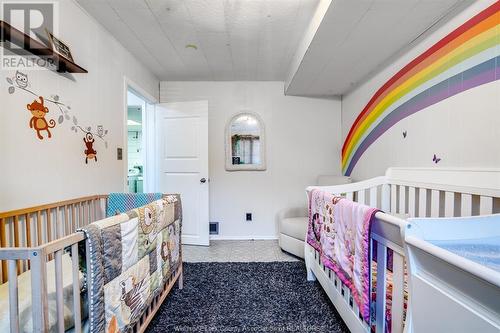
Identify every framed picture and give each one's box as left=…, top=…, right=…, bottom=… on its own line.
left=46, top=29, right=74, bottom=62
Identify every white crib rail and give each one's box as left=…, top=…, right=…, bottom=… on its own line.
left=305, top=167, right=500, bottom=333
left=306, top=178, right=408, bottom=333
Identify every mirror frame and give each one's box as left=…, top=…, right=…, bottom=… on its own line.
left=225, top=112, right=267, bottom=171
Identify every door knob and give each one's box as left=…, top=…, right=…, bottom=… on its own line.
left=200, top=178, right=207, bottom=183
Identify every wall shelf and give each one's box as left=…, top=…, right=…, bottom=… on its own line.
left=0, top=20, right=87, bottom=73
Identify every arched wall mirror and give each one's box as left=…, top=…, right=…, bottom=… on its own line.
left=225, top=112, right=266, bottom=171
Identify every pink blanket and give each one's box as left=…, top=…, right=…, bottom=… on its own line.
left=307, top=189, right=378, bottom=322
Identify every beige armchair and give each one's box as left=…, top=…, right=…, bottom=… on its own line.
left=278, top=175, right=352, bottom=258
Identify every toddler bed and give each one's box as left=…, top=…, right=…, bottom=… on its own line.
left=0, top=193, right=183, bottom=333
left=305, top=168, right=500, bottom=333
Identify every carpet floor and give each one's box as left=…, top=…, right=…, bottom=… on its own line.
left=147, top=262, right=349, bottom=333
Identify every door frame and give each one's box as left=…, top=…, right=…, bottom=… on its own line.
left=123, top=76, right=158, bottom=193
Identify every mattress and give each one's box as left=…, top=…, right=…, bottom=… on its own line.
left=431, top=236, right=500, bottom=273
left=0, top=252, right=87, bottom=332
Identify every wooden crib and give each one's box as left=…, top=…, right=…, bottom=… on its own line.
left=305, top=168, right=500, bottom=333
left=0, top=195, right=183, bottom=333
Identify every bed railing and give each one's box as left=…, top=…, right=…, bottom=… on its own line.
left=305, top=167, right=500, bottom=333
left=0, top=232, right=86, bottom=332
left=0, top=195, right=107, bottom=283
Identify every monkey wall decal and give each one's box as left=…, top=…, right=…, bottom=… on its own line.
left=26, top=96, right=56, bottom=140
left=84, top=132, right=97, bottom=164
left=7, top=72, right=111, bottom=154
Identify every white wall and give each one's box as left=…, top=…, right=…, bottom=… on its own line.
left=0, top=0, right=159, bottom=211
left=342, top=0, right=500, bottom=180
left=160, top=81, right=341, bottom=239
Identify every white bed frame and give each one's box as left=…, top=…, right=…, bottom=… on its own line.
left=305, top=167, right=500, bottom=333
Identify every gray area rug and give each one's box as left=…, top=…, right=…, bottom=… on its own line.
left=147, top=262, right=349, bottom=333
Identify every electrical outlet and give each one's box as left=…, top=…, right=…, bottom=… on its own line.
left=246, top=213, right=252, bottom=221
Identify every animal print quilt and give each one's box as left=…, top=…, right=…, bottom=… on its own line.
left=79, top=195, right=182, bottom=333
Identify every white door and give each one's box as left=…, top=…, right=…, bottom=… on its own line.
left=155, top=101, right=209, bottom=246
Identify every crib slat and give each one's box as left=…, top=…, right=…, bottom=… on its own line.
left=71, top=205, right=76, bottom=233
left=461, top=193, right=472, bottom=216
left=391, top=252, right=405, bottom=333
left=13, top=216, right=20, bottom=274
left=25, top=214, right=32, bottom=247
left=408, top=187, right=416, bottom=217
left=55, top=250, right=65, bottom=332
left=444, top=192, right=455, bottom=217
left=431, top=190, right=440, bottom=217
left=399, top=186, right=406, bottom=214
left=84, top=201, right=88, bottom=225
left=8, top=260, right=19, bottom=333
left=479, top=196, right=493, bottom=215
left=370, top=187, right=377, bottom=207
left=71, top=243, right=82, bottom=333
left=381, top=184, right=391, bottom=212
left=88, top=200, right=93, bottom=223
left=346, top=192, right=354, bottom=201
left=1, top=218, right=7, bottom=282
left=64, top=205, right=69, bottom=236
left=93, top=199, right=98, bottom=221
left=46, top=209, right=52, bottom=242
left=36, top=211, right=42, bottom=245
left=56, top=207, right=63, bottom=239
left=390, top=185, right=397, bottom=213
left=418, top=188, right=427, bottom=217
left=31, top=251, right=48, bottom=332
left=358, top=190, right=366, bottom=205
left=25, top=214, right=32, bottom=270
left=375, top=242, right=387, bottom=333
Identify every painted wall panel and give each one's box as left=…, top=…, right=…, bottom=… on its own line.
left=0, top=0, right=159, bottom=211
left=342, top=0, right=500, bottom=179
left=160, top=81, right=341, bottom=239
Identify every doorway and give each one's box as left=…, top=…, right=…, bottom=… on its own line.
left=125, top=80, right=156, bottom=194
left=127, top=89, right=146, bottom=193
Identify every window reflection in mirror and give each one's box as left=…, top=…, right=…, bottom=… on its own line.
left=225, top=112, right=266, bottom=171
left=231, top=115, right=260, bottom=165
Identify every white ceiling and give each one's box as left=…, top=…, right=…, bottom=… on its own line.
left=76, top=0, right=320, bottom=81
left=285, top=0, right=473, bottom=96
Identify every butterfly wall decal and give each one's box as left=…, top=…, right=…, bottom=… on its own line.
left=402, top=130, right=407, bottom=138
left=432, top=154, right=441, bottom=164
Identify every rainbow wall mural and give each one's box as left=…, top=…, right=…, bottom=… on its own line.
left=341, top=1, right=500, bottom=176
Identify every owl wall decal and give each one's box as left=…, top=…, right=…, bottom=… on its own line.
left=15, top=71, right=28, bottom=89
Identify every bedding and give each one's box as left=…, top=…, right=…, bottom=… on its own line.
left=0, top=253, right=86, bottom=333
left=80, top=195, right=182, bottom=333
left=307, top=189, right=379, bottom=322
left=370, top=257, right=408, bottom=333
left=106, top=192, right=163, bottom=217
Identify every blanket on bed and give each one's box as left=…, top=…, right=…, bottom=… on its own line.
left=80, top=195, right=182, bottom=333
left=307, top=189, right=378, bottom=322
left=106, top=192, right=163, bottom=217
